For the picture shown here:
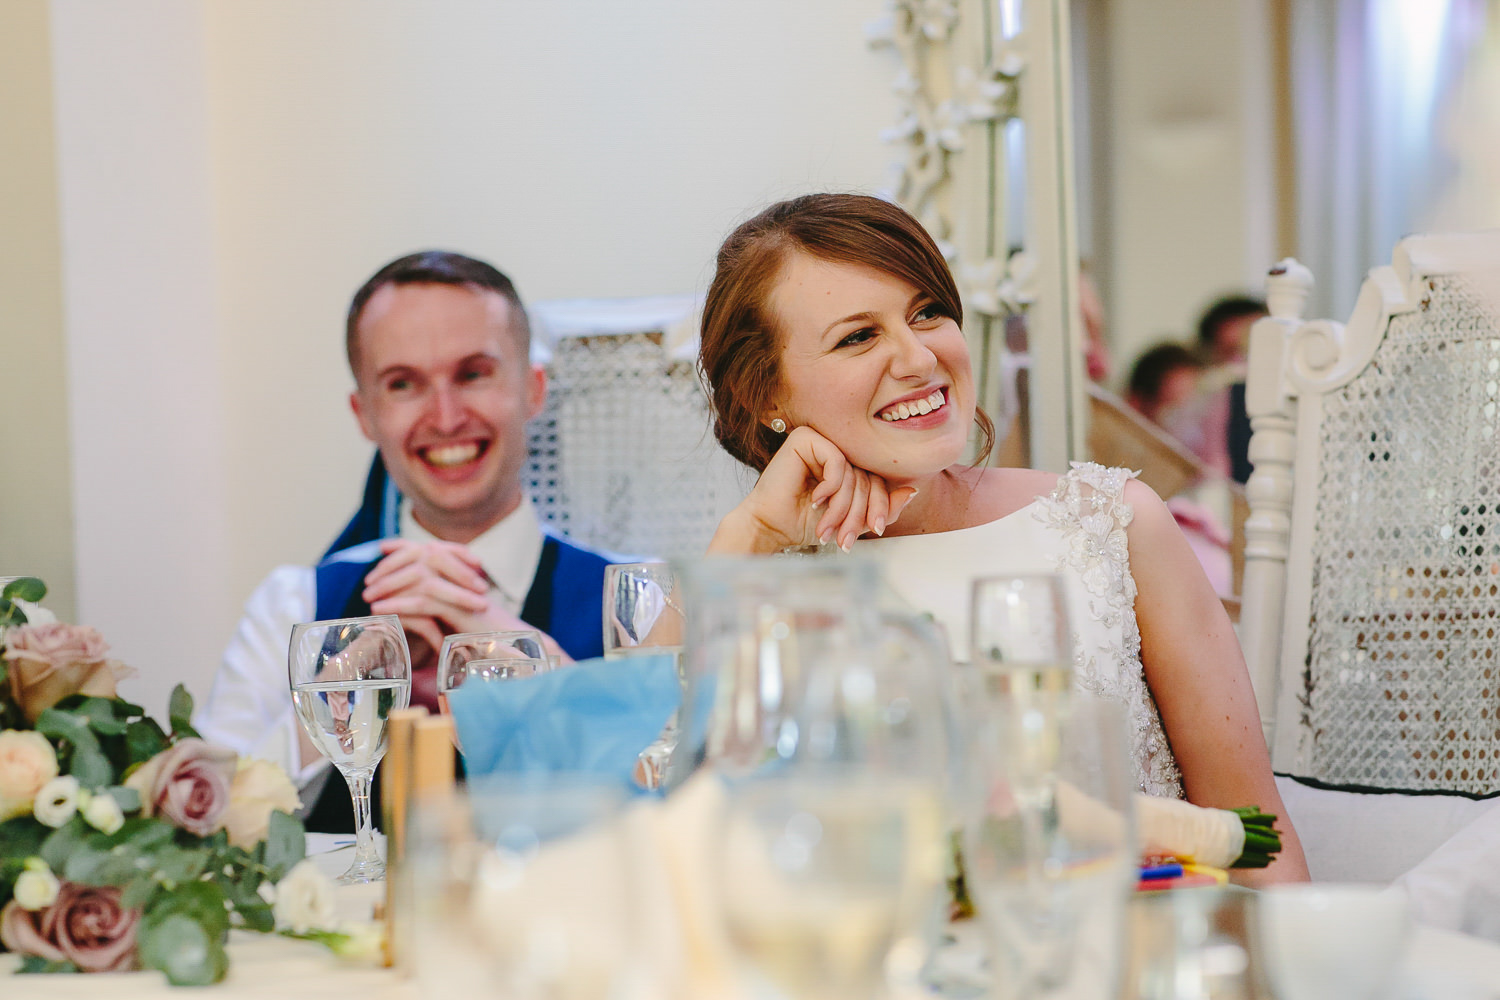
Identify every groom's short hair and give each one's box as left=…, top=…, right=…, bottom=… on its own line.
left=345, top=250, right=530, bottom=375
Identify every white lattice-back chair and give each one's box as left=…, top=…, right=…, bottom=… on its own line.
left=1240, top=234, right=1500, bottom=893
left=524, top=297, right=748, bottom=561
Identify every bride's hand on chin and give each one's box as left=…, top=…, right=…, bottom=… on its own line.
left=707, top=426, right=918, bottom=555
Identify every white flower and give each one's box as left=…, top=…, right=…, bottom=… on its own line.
left=32, top=775, right=80, bottom=828
left=273, top=859, right=338, bottom=934
left=14, top=863, right=60, bottom=910
left=82, top=792, right=125, bottom=835
left=12, top=599, right=56, bottom=627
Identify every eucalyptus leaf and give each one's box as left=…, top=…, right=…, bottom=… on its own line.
left=150, top=879, right=230, bottom=940
left=63, top=841, right=138, bottom=886
left=18, top=955, right=78, bottom=975
left=2, top=577, right=46, bottom=602
left=124, top=717, right=169, bottom=764
left=167, top=684, right=198, bottom=738
left=106, top=785, right=141, bottom=813
left=151, top=844, right=211, bottom=887
left=60, top=695, right=129, bottom=736
left=110, top=698, right=146, bottom=719
left=35, top=707, right=113, bottom=788
left=0, top=601, right=19, bottom=631
left=261, top=810, right=306, bottom=881
left=116, top=817, right=176, bottom=853
left=233, top=898, right=275, bottom=933
left=0, top=816, right=48, bottom=863
left=39, top=817, right=90, bottom=871
left=139, top=912, right=228, bottom=987
left=122, top=873, right=160, bottom=911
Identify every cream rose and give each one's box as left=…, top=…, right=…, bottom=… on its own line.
left=0, top=730, right=59, bottom=821
left=222, top=758, right=300, bottom=850
left=2, top=623, right=133, bottom=723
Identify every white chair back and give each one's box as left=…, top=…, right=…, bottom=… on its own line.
left=524, top=298, right=748, bottom=561
left=1240, top=233, right=1500, bottom=795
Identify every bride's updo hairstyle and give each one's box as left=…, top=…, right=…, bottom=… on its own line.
left=698, top=192, right=994, bottom=472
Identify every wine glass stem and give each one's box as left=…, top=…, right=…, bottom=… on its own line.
left=346, top=769, right=380, bottom=867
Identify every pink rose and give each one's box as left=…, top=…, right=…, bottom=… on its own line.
left=1, top=883, right=140, bottom=972
left=124, top=738, right=237, bottom=836
left=2, top=623, right=134, bottom=723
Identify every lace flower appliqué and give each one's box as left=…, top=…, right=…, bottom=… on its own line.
left=1035, top=462, right=1184, bottom=799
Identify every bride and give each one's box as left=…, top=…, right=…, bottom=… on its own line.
left=698, top=192, right=1309, bottom=884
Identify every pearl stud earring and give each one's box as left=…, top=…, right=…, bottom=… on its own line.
left=770, top=418, right=787, bottom=434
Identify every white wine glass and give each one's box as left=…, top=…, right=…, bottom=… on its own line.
left=603, top=562, right=684, bottom=788
left=288, top=614, right=411, bottom=884
left=436, top=630, right=551, bottom=753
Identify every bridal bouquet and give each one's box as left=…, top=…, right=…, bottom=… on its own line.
left=0, top=578, right=364, bottom=985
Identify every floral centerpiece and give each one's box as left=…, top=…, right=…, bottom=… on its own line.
left=0, top=578, right=370, bottom=985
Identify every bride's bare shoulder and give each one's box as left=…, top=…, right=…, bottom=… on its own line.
left=967, top=466, right=1061, bottom=521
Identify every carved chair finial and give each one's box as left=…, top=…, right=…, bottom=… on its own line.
left=1265, top=258, right=1314, bottom=320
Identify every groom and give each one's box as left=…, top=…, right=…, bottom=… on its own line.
left=198, top=251, right=612, bottom=829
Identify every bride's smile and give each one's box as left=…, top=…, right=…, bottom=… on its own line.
left=768, top=252, right=974, bottom=484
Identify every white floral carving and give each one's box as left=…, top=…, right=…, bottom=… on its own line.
left=870, top=1, right=1028, bottom=310
left=959, top=249, right=1037, bottom=318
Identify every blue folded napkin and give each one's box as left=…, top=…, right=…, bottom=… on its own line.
left=446, top=653, right=680, bottom=787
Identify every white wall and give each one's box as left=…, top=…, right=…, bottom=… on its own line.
left=0, top=1, right=76, bottom=623
left=47, top=0, right=896, bottom=713
left=1097, top=0, right=1277, bottom=379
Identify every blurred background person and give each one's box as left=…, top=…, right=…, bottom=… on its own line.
left=1126, top=341, right=1206, bottom=427
left=1197, top=295, right=1268, bottom=485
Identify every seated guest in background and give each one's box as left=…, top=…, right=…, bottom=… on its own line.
left=1196, top=295, right=1265, bottom=368
left=198, top=251, right=612, bottom=821
left=1125, top=342, right=1235, bottom=595
left=1196, top=295, right=1268, bottom=484
left=1125, top=341, right=1205, bottom=428
left=697, top=194, right=1307, bottom=883
left=1125, top=339, right=1229, bottom=475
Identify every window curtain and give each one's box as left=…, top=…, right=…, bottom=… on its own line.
left=1292, top=0, right=1491, bottom=320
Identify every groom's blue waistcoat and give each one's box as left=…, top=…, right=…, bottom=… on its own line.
left=311, top=453, right=608, bottom=662
left=302, top=455, right=611, bottom=833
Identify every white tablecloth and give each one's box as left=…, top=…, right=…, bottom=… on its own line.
left=6, top=840, right=1500, bottom=1000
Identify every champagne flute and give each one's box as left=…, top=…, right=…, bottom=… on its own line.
left=962, top=695, right=1136, bottom=1000
left=603, top=562, right=684, bottom=788
left=436, top=630, right=551, bottom=753
left=970, top=574, right=1074, bottom=784
left=288, top=615, right=411, bottom=883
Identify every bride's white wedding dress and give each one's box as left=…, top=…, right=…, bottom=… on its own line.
left=863, top=462, right=1184, bottom=799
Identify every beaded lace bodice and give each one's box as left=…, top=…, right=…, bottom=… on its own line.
left=862, top=462, right=1184, bottom=799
